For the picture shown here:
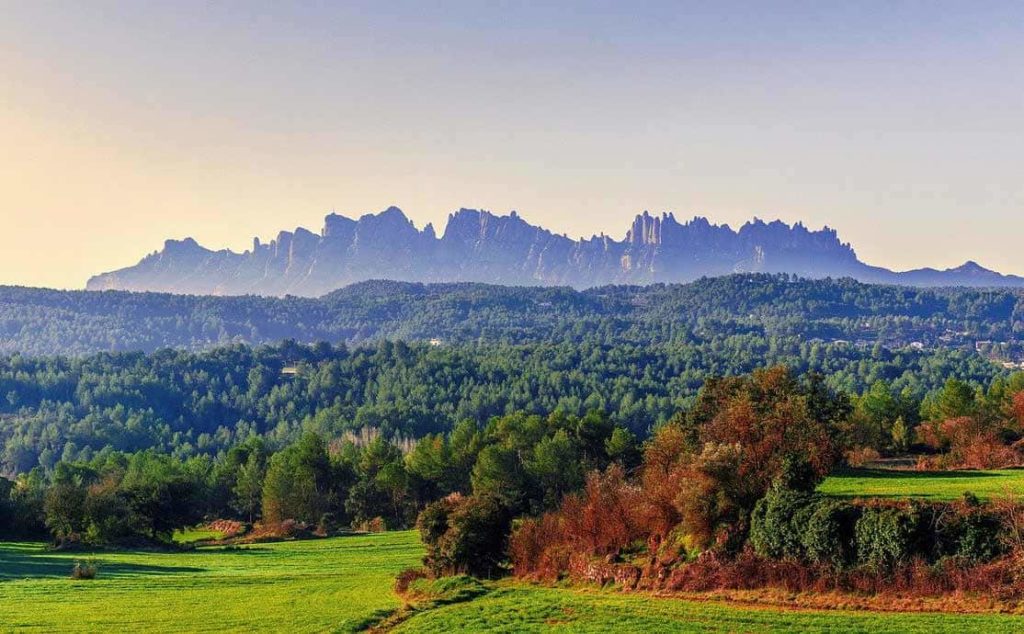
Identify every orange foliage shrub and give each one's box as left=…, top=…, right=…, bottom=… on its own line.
left=845, top=446, right=881, bottom=468
left=207, top=519, right=245, bottom=538
left=636, top=424, right=690, bottom=539
left=918, top=416, right=1020, bottom=469
left=509, top=513, right=571, bottom=580
left=394, top=567, right=428, bottom=596
left=510, top=464, right=647, bottom=580
left=559, top=464, right=647, bottom=555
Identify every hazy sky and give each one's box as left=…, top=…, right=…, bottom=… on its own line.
left=4, top=1, right=1024, bottom=289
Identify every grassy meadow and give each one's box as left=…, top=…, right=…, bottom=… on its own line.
left=0, top=532, right=422, bottom=633
left=819, top=467, right=1024, bottom=500
left=395, top=584, right=1024, bottom=633
left=171, top=527, right=225, bottom=544
left=3, top=529, right=1024, bottom=633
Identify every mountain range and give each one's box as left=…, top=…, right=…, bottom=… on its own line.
left=86, top=207, right=1024, bottom=296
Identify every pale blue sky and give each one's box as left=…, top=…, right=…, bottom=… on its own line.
left=3, top=1, right=1024, bottom=287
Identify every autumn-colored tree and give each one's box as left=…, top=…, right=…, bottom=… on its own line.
left=917, top=416, right=1017, bottom=469
left=559, top=464, right=645, bottom=555
left=692, top=367, right=848, bottom=507
left=637, top=424, right=690, bottom=538
left=1012, top=391, right=1024, bottom=429
left=510, top=367, right=853, bottom=574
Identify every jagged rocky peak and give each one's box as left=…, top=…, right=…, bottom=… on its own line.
left=626, top=211, right=735, bottom=246
left=626, top=211, right=662, bottom=245
left=441, top=208, right=542, bottom=245
left=354, top=206, right=419, bottom=235
left=376, top=205, right=410, bottom=222
left=322, top=212, right=356, bottom=238
left=379, top=207, right=414, bottom=227
left=736, top=217, right=851, bottom=249
left=441, top=208, right=484, bottom=241
left=290, top=227, right=319, bottom=254
left=353, top=205, right=412, bottom=226
left=274, top=230, right=292, bottom=247
left=85, top=206, right=1024, bottom=296
left=162, top=237, right=206, bottom=254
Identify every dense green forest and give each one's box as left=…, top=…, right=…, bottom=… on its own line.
left=0, top=339, right=1007, bottom=475
left=2, top=408, right=633, bottom=546
left=5, top=364, right=1024, bottom=608
left=2, top=274, right=1023, bottom=355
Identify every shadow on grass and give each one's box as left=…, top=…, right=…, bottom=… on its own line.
left=0, top=545, right=205, bottom=580
left=831, top=468, right=1003, bottom=480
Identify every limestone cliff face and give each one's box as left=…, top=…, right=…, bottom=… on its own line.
left=86, top=207, right=1024, bottom=296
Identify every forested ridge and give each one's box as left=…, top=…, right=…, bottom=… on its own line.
left=0, top=338, right=1008, bottom=475
left=2, top=274, right=1023, bottom=355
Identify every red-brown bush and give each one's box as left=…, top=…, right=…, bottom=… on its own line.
left=917, top=416, right=1020, bottom=469
left=394, top=567, right=429, bottom=596
left=509, top=513, right=568, bottom=579
left=510, top=464, right=648, bottom=579
left=561, top=464, right=647, bottom=555
left=658, top=548, right=1024, bottom=599
left=845, top=446, right=881, bottom=468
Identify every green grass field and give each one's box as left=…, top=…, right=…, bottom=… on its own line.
left=395, top=584, right=1024, bottom=633
left=4, top=531, right=1024, bottom=632
left=0, top=532, right=422, bottom=633
left=819, top=467, right=1024, bottom=500
left=171, top=527, right=224, bottom=544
